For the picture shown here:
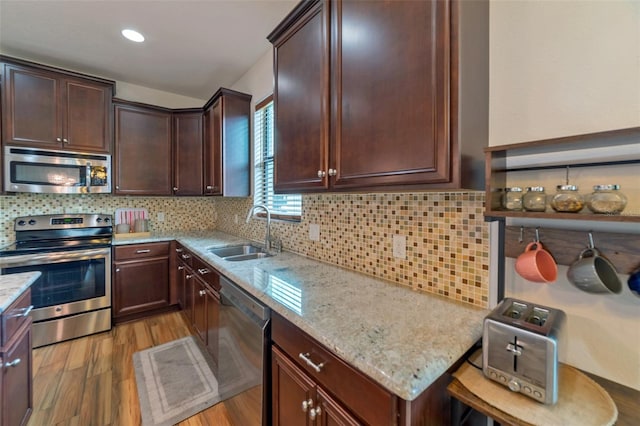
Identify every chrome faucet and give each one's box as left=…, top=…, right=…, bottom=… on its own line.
left=246, top=204, right=272, bottom=252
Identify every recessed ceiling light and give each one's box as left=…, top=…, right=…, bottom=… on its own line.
left=121, top=29, right=145, bottom=43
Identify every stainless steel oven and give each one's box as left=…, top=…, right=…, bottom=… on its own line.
left=0, top=214, right=113, bottom=347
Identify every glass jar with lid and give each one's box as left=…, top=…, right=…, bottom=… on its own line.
left=550, top=185, right=584, bottom=212
left=587, top=184, right=627, bottom=214
left=501, top=187, right=523, bottom=211
left=523, top=186, right=547, bottom=212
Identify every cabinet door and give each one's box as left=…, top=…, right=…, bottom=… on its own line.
left=173, top=112, right=203, bottom=195
left=316, top=388, right=360, bottom=426
left=62, top=78, right=111, bottom=153
left=203, top=101, right=222, bottom=195
left=192, top=278, right=207, bottom=342
left=331, top=0, right=451, bottom=189
left=205, top=287, right=219, bottom=368
left=2, top=323, right=33, bottom=426
left=176, top=261, right=186, bottom=309
left=2, top=64, right=61, bottom=148
left=114, top=103, right=172, bottom=195
left=113, top=257, right=170, bottom=318
left=272, top=347, right=316, bottom=426
left=272, top=0, right=330, bottom=193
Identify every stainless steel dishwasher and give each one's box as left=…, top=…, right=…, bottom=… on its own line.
left=218, top=276, right=271, bottom=426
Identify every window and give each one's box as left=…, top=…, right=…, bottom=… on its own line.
left=253, top=95, right=302, bottom=220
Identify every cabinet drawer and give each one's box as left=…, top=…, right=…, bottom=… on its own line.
left=174, top=244, right=194, bottom=267
left=114, top=242, right=170, bottom=260
left=272, top=313, right=397, bottom=425
left=192, top=256, right=220, bottom=291
left=1, top=288, right=32, bottom=346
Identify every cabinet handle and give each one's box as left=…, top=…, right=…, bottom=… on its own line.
left=176, top=248, right=184, bottom=253
left=186, top=274, right=194, bottom=279
left=4, top=358, right=21, bottom=368
left=206, top=185, right=213, bottom=190
left=301, top=399, right=313, bottom=412
left=309, top=407, right=321, bottom=420
left=178, top=265, right=185, bottom=271
left=199, top=290, right=206, bottom=296
left=56, top=137, right=62, bottom=142
left=135, top=249, right=151, bottom=254
left=173, top=187, right=178, bottom=192
left=115, top=268, right=120, bottom=272
left=197, top=268, right=210, bottom=275
left=317, top=170, right=326, bottom=178
left=6, top=305, right=33, bottom=318
left=181, top=254, right=191, bottom=260
left=63, top=138, right=69, bottom=144
left=298, top=352, right=324, bottom=373
left=328, top=168, right=337, bottom=176
left=115, top=185, right=120, bottom=190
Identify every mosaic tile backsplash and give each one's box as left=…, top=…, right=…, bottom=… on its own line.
left=0, top=193, right=217, bottom=246
left=0, top=192, right=489, bottom=308
left=215, top=192, right=490, bottom=308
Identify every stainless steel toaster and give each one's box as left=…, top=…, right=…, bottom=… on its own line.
left=482, top=298, right=566, bottom=404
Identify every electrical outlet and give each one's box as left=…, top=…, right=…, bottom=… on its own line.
left=309, top=224, right=320, bottom=241
left=156, top=212, right=165, bottom=222
left=234, top=214, right=239, bottom=224
left=393, top=234, right=406, bottom=259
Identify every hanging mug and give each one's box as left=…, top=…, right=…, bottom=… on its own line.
left=515, top=242, right=558, bottom=283
left=567, top=248, right=622, bottom=294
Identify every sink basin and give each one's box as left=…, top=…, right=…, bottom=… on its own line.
left=208, top=245, right=271, bottom=261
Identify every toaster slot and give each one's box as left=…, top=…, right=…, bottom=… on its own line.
left=502, top=301, right=528, bottom=319
left=526, top=307, right=549, bottom=327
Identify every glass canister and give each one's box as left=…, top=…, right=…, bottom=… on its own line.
left=587, top=184, right=627, bottom=214
left=501, top=187, right=523, bottom=211
left=523, top=186, right=547, bottom=212
left=550, top=185, right=584, bottom=212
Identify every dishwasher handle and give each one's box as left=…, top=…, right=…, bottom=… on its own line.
left=220, top=276, right=270, bottom=323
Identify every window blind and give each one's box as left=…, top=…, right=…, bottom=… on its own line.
left=254, top=97, right=302, bottom=219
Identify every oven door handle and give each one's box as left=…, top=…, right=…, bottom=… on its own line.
left=0, top=247, right=111, bottom=267
left=86, top=162, right=92, bottom=193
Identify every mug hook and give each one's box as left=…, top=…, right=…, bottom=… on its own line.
left=535, top=227, right=540, bottom=243
left=587, top=231, right=595, bottom=249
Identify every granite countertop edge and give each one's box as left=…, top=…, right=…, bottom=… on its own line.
left=115, top=230, right=488, bottom=401
left=0, top=272, right=41, bottom=314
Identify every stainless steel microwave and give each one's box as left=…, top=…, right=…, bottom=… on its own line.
left=4, top=146, right=111, bottom=194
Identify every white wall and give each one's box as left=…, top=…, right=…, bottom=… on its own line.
left=231, top=48, right=274, bottom=113
left=490, top=0, right=640, bottom=390
left=114, top=81, right=205, bottom=109
left=490, top=0, right=640, bottom=145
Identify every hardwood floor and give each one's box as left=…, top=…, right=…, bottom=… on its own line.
left=28, top=311, right=236, bottom=426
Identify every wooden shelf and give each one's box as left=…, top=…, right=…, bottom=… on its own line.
left=485, top=127, right=640, bottom=224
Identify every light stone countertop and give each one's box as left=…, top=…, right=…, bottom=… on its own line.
left=0, top=272, right=40, bottom=314
left=115, top=230, right=489, bottom=401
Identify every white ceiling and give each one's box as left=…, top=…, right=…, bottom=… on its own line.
left=0, top=0, right=298, bottom=100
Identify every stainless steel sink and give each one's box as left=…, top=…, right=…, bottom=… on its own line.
left=208, top=245, right=271, bottom=261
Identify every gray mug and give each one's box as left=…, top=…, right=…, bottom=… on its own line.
left=134, top=219, right=149, bottom=233
left=567, top=248, right=622, bottom=294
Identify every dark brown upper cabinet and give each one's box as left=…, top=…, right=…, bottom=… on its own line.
left=1, top=57, right=114, bottom=154
left=203, top=88, right=251, bottom=197
left=113, top=100, right=173, bottom=195
left=268, top=0, right=488, bottom=192
left=173, top=110, right=203, bottom=196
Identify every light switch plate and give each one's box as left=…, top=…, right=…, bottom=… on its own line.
left=157, top=212, right=165, bottom=222
left=309, top=224, right=320, bottom=241
left=393, top=234, right=406, bottom=259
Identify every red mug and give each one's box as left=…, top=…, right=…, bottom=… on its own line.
left=515, top=242, right=558, bottom=283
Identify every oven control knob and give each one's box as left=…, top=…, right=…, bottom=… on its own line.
left=17, top=220, right=26, bottom=226
left=96, top=217, right=102, bottom=223
left=104, top=217, right=111, bottom=223
left=508, top=378, right=521, bottom=392
left=28, top=219, right=36, bottom=226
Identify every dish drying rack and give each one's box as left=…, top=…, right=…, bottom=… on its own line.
left=113, top=208, right=151, bottom=239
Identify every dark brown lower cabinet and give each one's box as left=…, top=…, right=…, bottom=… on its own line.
left=112, top=243, right=171, bottom=321
left=1, top=319, right=33, bottom=426
left=272, top=347, right=360, bottom=426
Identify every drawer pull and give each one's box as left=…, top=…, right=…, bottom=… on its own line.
left=301, top=398, right=313, bottom=412
left=197, top=268, right=211, bottom=275
left=309, top=407, right=322, bottom=420
left=178, top=266, right=185, bottom=271
left=4, top=358, right=21, bottom=368
left=7, top=305, right=33, bottom=318
left=136, top=249, right=151, bottom=254
left=299, top=352, right=324, bottom=373
left=175, top=248, right=184, bottom=253
left=186, top=274, right=194, bottom=279
left=199, top=290, right=206, bottom=296
left=181, top=254, right=191, bottom=260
